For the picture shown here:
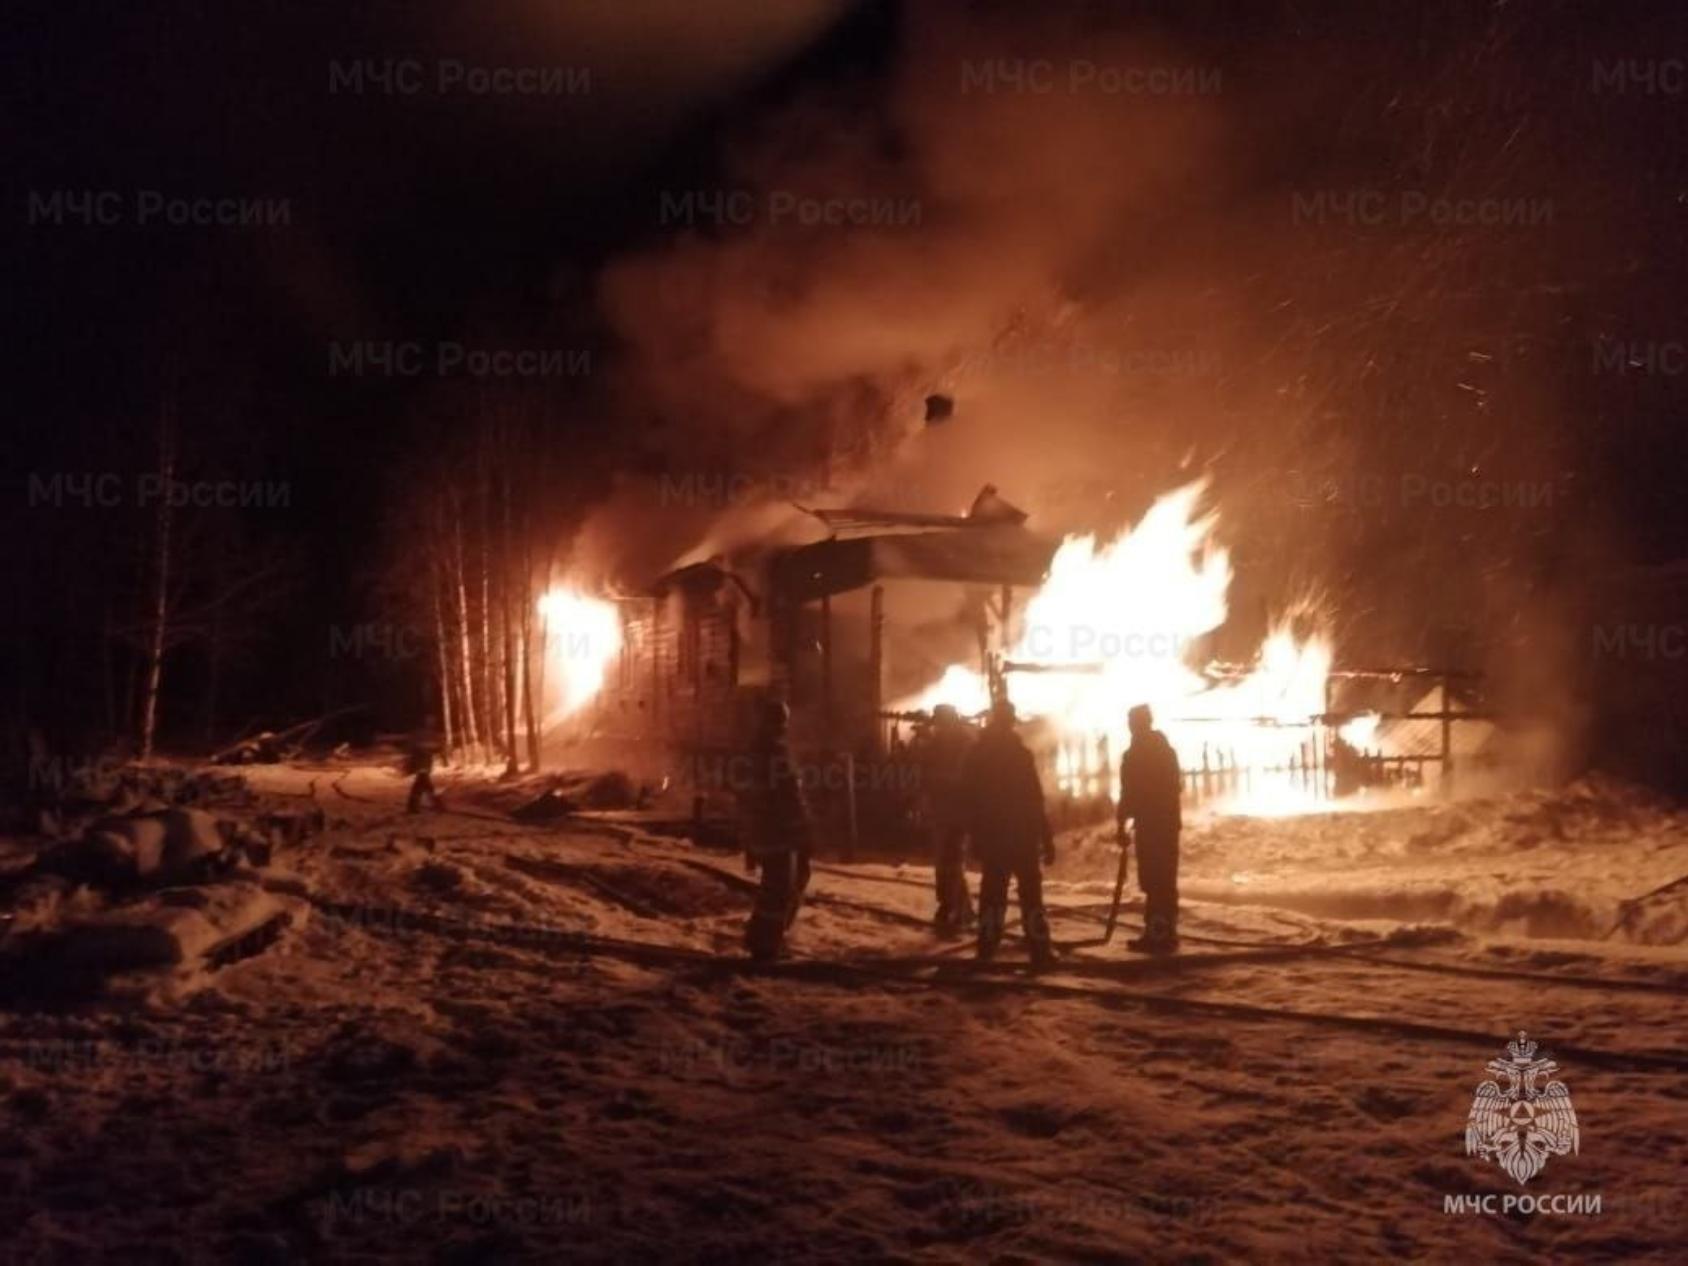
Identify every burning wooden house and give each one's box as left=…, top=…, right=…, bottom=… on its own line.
left=556, top=482, right=1498, bottom=841
left=566, top=489, right=1058, bottom=847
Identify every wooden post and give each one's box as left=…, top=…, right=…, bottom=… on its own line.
left=768, top=595, right=790, bottom=699
left=1440, top=672, right=1454, bottom=794
left=844, top=750, right=858, bottom=862
left=868, top=585, right=884, bottom=752
left=820, top=595, right=834, bottom=738
left=652, top=599, right=664, bottom=742
left=1319, top=676, right=1332, bottom=801
left=728, top=596, right=741, bottom=693
left=1099, top=732, right=1112, bottom=808
left=694, top=601, right=707, bottom=792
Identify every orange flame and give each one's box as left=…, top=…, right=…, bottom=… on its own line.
left=537, top=588, right=622, bottom=719
left=900, top=482, right=1333, bottom=815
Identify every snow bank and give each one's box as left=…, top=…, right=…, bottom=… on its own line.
left=1152, top=777, right=1688, bottom=945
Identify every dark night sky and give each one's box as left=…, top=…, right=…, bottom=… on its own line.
left=10, top=0, right=890, bottom=513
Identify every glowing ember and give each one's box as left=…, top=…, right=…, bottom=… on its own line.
left=899, top=482, right=1335, bottom=815
left=537, top=587, right=622, bottom=718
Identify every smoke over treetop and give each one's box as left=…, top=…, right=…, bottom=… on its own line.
left=580, top=0, right=1659, bottom=724
left=598, top=7, right=1222, bottom=457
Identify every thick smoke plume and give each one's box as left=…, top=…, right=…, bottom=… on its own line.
left=576, top=1, right=1652, bottom=762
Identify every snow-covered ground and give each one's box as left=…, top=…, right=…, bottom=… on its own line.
left=2, top=764, right=1684, bottom=1262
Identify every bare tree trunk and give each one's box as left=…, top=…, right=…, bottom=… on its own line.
left=438, top=504, right=471, bottom=764
left=138, top=386, right=175, bottom=760
left=533, top=543, right=553, bottom=758
left=520, top=499, right=541, bottom=773
left=499, top=436, right=520, bottom=775
left=445, top=588, right=470, bottom=762
left=450, top=490, right=482, bottom=762
left=477, top=435, right=501, bottom=765
left=432, top=550, right=456, bottom=762
left=519, top=594, right=538, bottom=771
left=492, top=597, right=510, bottom=770
left=452, top=599, right=473, bottom=763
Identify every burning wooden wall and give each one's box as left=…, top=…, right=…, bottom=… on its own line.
left=586, top=569, right=743, bottom=754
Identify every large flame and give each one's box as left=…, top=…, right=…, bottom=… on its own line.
left=537, top=587, right=622, bottom=719
left=900, top=483, right=1333, bottom=816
